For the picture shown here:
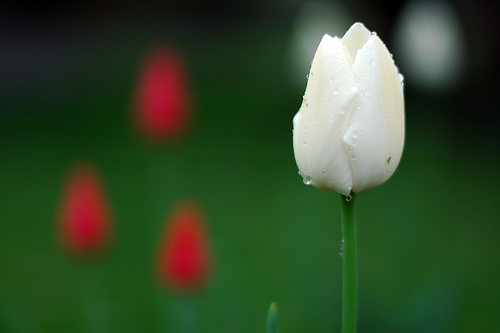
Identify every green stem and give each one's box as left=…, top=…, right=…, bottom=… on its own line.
left=340, top=193, right=357, bottom=333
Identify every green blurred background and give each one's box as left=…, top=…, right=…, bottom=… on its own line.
left=1, top=1, right=499, bottom=332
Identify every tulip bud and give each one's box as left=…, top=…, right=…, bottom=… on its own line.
left=266, top=302, right=280, bottom=333
left=156, top=201, right=212, bottom=293
left=133, top=46, right=191, bottom=143
left=293, top=22, right=405, bottom=195
left=57, top=163, right=113, bottom=258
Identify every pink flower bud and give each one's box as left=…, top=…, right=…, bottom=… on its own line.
left=57, top=163, right=113, bottom=258
left=156, top=201, right=212, bottom=293
left=133, top=46, right=192, bottom=143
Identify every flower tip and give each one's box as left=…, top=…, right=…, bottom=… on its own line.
left=352, top=22, right=366, bottom=29
left=266, top=302, right=279, bottom=333
left=345, top=22, right=371, bottom=36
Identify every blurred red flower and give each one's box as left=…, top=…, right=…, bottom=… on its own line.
left=133, top=46, right=192, bottom=143
left=157, top=201, right=212, bottom=293
left=57, top=163, right=113, bottom=258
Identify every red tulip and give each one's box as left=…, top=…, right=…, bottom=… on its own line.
left=157, top=201, right=212, bottom=293
left=133, top=46, right=192, bottom=143
left=57, top=163, right=113, bottom=258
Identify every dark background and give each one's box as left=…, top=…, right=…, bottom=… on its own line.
left=1, top=0, right=499, bottom=332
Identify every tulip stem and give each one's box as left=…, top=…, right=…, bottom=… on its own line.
left=340, top=193, right=357, bottom=333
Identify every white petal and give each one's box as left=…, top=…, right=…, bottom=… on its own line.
left=345, top=35, right=405, bottom=192
left=341, top=22, right=372, bottom=64
left=286, top=1, right=354, bottom=90
left=293, top=34, right=359, bottom=195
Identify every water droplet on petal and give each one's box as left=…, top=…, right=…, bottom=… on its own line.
left=345, top=194, right=352, bottom=202
left=328, top=113, right=335, bottom=123
left=333, top=89, right=338, bottom=96
left=350, top=85, right=359, bottom=93
left=352, top=131, right=359, bottom=139
left=347, top=185, right=352, bottom=193
left=302, top=141, right=307, bottom=147
left=302, top=175, right=313, bottom=185
left=398, top=73, right=404, bottom=85
left=339, top=106, right=347, bottom=116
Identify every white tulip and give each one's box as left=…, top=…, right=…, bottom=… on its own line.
left=293, top=22, right=405, bottom=196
